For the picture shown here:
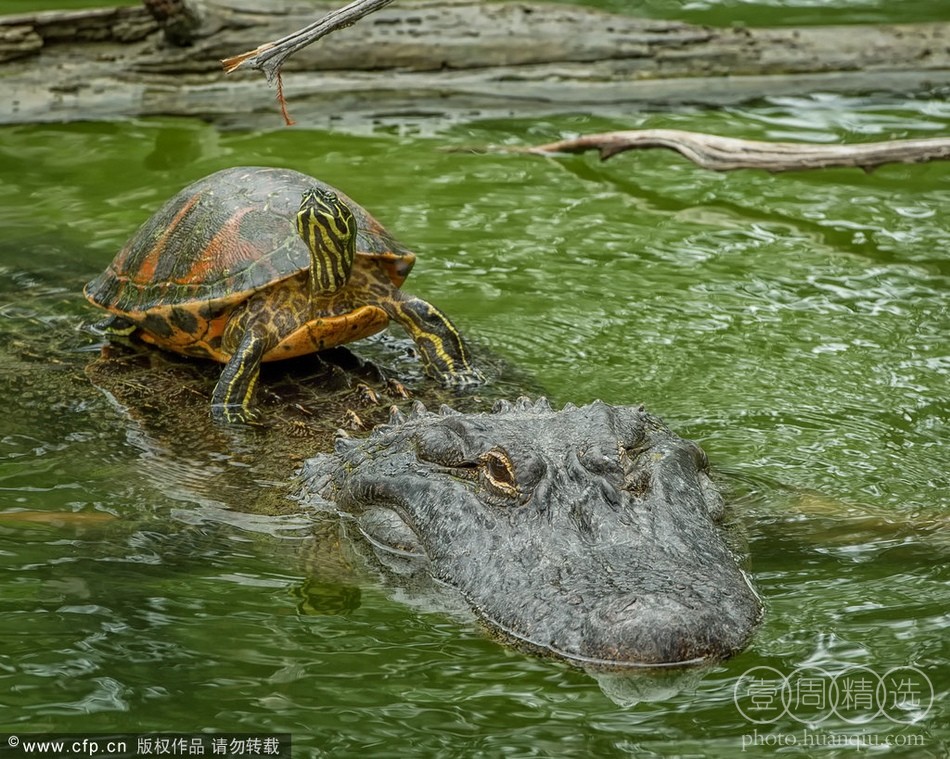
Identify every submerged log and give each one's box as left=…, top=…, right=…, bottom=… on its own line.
left=1, top=0, right=948, bottom=128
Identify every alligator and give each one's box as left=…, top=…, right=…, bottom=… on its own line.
left=301, top=395, right=763, bottom=668
left=72, top=323, right=762, bottom=669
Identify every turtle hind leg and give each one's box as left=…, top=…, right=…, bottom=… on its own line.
left=383, top=292, right=484, bottom=388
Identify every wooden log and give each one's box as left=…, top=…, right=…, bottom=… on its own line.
left=497, top=129, right=950, bottom=172
left=1, top=0, right=948, bottom=127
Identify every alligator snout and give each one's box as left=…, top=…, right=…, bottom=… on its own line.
left=581, top=573, right=761, bottom=666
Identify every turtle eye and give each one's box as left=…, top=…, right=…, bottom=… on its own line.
left=479, top=448, right=519, bottom=498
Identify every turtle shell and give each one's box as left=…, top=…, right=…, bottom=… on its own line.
left=85, top=166, right=415, bottom=321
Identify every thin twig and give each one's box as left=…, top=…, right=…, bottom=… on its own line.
left=275, top=71, right=295, bottom=127
left=499, top=129, right=950, bottom=173
left=222, top=0, right=397, bottom=82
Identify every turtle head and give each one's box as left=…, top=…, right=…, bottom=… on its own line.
left=297, top=187, right=357, bottom=294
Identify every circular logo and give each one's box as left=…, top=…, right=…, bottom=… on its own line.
left=879, top=666, right=934, bottom=724
left=784, top=666, right=835, bottom=725
left=831, top=666, right=883, bottom=724
left=734, top=666, right=789, bottom=724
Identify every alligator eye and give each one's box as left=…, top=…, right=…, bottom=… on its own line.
left=479, top=449, right=519, bottom=498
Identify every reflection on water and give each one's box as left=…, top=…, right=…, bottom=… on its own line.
left=0, top=91, right=947, bottom=754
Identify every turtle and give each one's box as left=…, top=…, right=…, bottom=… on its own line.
left=84, top=166, right=481, bottom=423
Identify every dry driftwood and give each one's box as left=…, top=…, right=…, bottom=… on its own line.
left=506, top=129, right=950, bottom=172
left=1, top=0, right=949, bottom=128
left=221, top=0, right=396, bottom=80
left=219, top=0, right=398, bottom=123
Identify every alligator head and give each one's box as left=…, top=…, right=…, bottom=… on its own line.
left=301, top=397, right=762, bottom=668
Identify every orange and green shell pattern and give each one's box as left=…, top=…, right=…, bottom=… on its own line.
left=84, top=167, right=414, bottom=363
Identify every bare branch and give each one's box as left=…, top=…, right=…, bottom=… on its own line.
left=221, top=0, right=397, bottom=81
left=503, top=129, right=950, bottom=172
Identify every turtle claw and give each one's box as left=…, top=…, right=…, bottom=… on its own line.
left=440, top=367, right=485, bottom=390
left=353, top=383, right=380, bottom=405
left=343, top=408, right=366, bottom=431
left=420, top=359, right=485, bottom=390
left=386, top=378, right=411, bottom=400
left=211, top=403, right=265, bottom=427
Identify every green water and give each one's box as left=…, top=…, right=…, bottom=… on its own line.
left=2, top=0, right=949, bottom=756
left=549, top=0, right=949, bottom=26
left=7, top=0, right=948, bottom=24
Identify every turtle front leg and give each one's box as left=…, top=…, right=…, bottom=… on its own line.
left=211, top=329, right=269, bottom=424
left=382, top=291, right=483, bottom=387
left=212, top=307, right=276, bottom=424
